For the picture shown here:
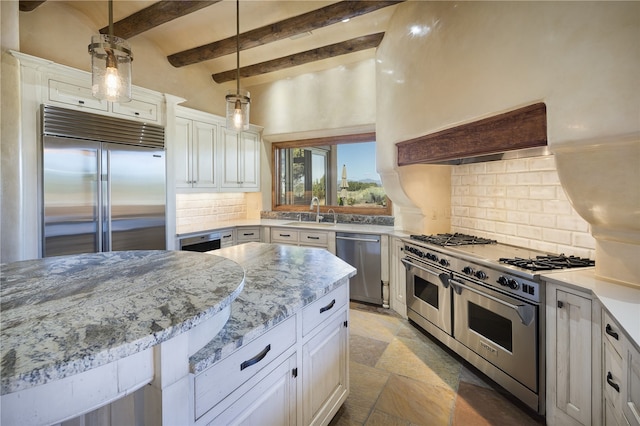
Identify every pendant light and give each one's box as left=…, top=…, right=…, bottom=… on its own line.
left=225, top=0, right=250, bottom=131
left=88, top=0, right=133, bottom=103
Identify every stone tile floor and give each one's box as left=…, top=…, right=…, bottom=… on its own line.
left=329, top=302, right=546, bottom=426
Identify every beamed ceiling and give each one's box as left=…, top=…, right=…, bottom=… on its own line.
left=19, top=0, right=404, bottom=87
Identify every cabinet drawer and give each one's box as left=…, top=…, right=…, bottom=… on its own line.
left=112, top=98, right=158, bottom=122
left=605, top=340, right=624, bottom=418
left=302, top=284, right=348, bottom=336
left=194, top=315, right=296, bottom=420
left=48, top=79, right=108, bottom=112
left=237, top=227, right=260, bottom=243
left=220, top=229, right=235, bottom=247
left=271, top=228, right=298, bottom=244
left=604, top=311, right=624, bottom=357
left=300, top=231, right=328, bottom=247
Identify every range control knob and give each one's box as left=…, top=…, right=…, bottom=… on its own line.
left=497, top=276, right=509, bottom=287
left=507, top=278, right=520, bottom=290
left=462, top=266, right=475, bottom=276
left=427, top=253, right=439, bottom=262
left=439, top=258, right=450, bottom=267
left=475, top=270, right=488, bottom=280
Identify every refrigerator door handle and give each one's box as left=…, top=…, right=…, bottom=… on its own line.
left=97, top=151, right=103, bottom=253
left=104, top=150, right=112, bottom=252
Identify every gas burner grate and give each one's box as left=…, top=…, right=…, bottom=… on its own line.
left=410, top=233, right=497, bottom=246
left=499, top=254, right=595, bottom=271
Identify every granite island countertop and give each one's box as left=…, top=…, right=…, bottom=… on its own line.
left=0, top=250, right=246, bottom=395
left=189, top=242, right=357, bottom=374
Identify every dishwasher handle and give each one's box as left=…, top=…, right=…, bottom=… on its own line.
left=336, top=235, right=380, bottom=243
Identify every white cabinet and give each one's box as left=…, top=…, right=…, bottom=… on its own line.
left=220, top=128, right=261, bottom=192
left=301, top=286, right=349, bottom=426
left=193, top=282, right=349, bottom=426
left=236, top=227, right=261, bottom=244
left=220, top=228, right=235, bottom=248
left=175, top=113, right=219, bottom=190
left=270, top=227, right=333, bottom=251
left=546, top=283, right=602, bottom=425
left=46, top=73, right=162, bottom=124
left=603, top=311, right=640, bottom=426
left=206, top=353, right=298, bottom=426
left=389, top=237, right=406, bottom=315
left=172, top=107, right=262, bottom=193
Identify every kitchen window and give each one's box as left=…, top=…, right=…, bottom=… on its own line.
left=272, top=133, right=392, bottom=215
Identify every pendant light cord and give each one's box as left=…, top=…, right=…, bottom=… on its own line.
left=108, top=0, right=114, bottom=42
left=236, top=0, right=240, bottom=95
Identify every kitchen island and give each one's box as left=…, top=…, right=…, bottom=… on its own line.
left=1, top=244, right=356, bottom=425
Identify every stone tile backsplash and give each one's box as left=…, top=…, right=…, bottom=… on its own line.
left=176, top=193, right=247, bottom=233
left=451, top=155, right=596, bottom=258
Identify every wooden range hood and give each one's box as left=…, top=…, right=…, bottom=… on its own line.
left=396, top=103, right=548, bottom=166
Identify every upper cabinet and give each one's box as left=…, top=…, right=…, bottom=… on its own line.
left=174, top=109, right=219, bottom=189
left=172, top=106, right=262, bottom=193
left=220, top=128, right=260, bottom=192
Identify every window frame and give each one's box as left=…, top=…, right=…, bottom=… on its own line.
left=271, top=132, right=393, bottom=216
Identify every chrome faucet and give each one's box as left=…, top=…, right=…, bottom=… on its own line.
left=327, top=208, right=337, bottom=225
left=310, top=197, right=323, bottom=223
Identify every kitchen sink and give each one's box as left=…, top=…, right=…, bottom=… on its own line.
left=283, top=222, right=336, bottom=227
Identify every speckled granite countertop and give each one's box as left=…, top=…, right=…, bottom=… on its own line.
left=189, top=242, right=357, bottom=374
left=0, top=251, right=245, bottom=395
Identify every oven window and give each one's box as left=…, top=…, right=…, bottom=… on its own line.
left=468, top=302, right=512, bottom=352
left=414, top=275, right=438, bottom=309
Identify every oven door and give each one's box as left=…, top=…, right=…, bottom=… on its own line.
left=450, top=276, right=538, bottom=392
left=402, top=257, right=452, bottom=335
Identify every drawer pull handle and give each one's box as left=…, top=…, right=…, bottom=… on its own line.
left=223, top=235, right=231, bottom=238
left=606, top=372, right=620, bottom=393
left=243, top=233, right=254, bottom=236
left=279, top=234, right=290, bottom=237
left=240, top=344, right=271, bottom=371
left=320, top=299, right=336, bottom=314
left=605, top=324, right=619, bottom=340
left=78, top=100, right=85, bottom=105
left=134, top=112, right=140, bottom=116
left=307, top=236, right=320, bottom=240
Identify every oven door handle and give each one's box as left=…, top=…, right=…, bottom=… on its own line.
left=450, top=279, right=535, bottom=326
left=401, top=258, right=450, bottom=288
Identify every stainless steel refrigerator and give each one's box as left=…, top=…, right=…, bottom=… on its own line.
left=41, top=105, right=166, bottom=257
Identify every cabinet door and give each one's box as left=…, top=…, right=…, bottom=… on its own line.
left=239, top=131, right=260, bottom=190
left=192, top=120, right=218, bottom=188
left=624, top=340, right=640, bottom=426
left=221, top=128, right=260, bottom=191
left=174, top=117, right=193, bottom=188
left=556, top=289, right=592, bottom=425
left=302, top=309, right=348, bottom=426
left=206, top=353, right=297, bottom=426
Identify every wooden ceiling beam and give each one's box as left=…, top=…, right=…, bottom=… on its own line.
left=19, top=1, right=46, bottom=12
left=212, top=32, right=384, bottom=83
left=99, top=0, right=221, bottom=40
left=169, top=0, right=403, bottom=68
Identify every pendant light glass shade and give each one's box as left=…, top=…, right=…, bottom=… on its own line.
left=89, top=34, right=133, bottom=102
left=226, top=90, right=250, bottom=131
left=88, top=0, right=132, bottom=103
left=225, top=0, right=250, bottom=131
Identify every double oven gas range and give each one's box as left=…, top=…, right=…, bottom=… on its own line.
left=402, top=233, right=594, bottom=415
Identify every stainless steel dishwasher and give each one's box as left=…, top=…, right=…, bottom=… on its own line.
left=336, top=232, right=382, bottom=305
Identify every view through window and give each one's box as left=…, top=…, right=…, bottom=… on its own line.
left=273, top=134, right=391, bottom=215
